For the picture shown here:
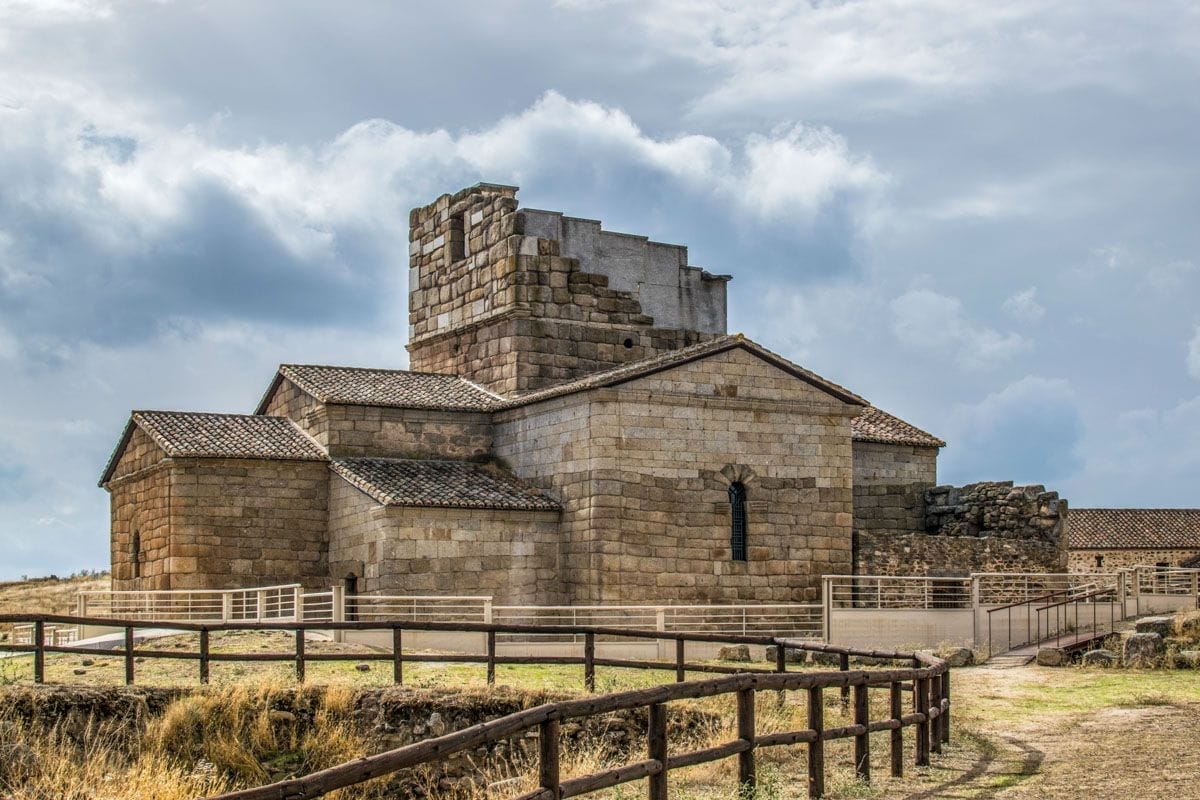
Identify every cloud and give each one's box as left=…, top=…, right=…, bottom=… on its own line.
left=940, top=376, right=1083, bottom=486
left=891, top=289, right=1030, bottom=369
left=0, top=85, right=884, bottom=356
left=1002, top=287, right=1045, bottom=323
left=570, top=1, right=1200, bottom=118
left=1189, top=325, right=1200, bottom=380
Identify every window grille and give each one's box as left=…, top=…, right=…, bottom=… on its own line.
left=729, top=481, right=748, bottom=561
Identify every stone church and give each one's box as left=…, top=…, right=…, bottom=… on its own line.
left=101, top=183, right=1066, bottom=605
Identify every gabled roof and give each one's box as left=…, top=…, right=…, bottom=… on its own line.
left=1068, top=508, right=1200, bottom=550
left=851, top=406, right=945, bottom=448
left=331, top=458, right=561, bottom=511
left=100, top=411, right=326, bottom=485
left=498, top=334, right=869, bottom=409
left=255, top=364, right=501, bottom=414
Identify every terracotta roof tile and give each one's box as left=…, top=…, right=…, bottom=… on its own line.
left=1068, top=508, right=1200, bottom=549
left=332, top=458, right=561, bottom=511
left=851, top=406, right=945, bottom=448
left=132, top=411, right=327, bottom=462
left=278, top=364, right=500, bottom=411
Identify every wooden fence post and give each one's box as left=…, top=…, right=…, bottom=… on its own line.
left=915, top=676, right=930, bottom=767
left=941, top=669, right=951, bottom=743
left=584, top=632, right=595, bottom=692
left=675, top=638, right=685, bottom=682
left=737, top=687, right=756, bottom=790
left=392, top=627, right=403, bottom=685
left=648, top=702, right=668, bottom=800
left=930, top=674, right=942, bottom=755
left=889, top=681, right=903, bottom=777
left=199, top=628, right=210, bottom=684
left=853, top=682, right=870, bottom=782
left=538, top=719, right=560, bottom=798
left=486, top=630, right=496, bottom=685
left=839, top=652, right=850, bottom=707
left=807, top=685, right=825, bottom=799
left=33, top=620, right=44, bottom=684
left=124, top=626, right=135, bottom=685
left=295, top=629, right=306, bottom=684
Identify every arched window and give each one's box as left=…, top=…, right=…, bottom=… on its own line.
left=728, top=481, right=748, bottom=561
left=131, top=529, right=141, bottom=579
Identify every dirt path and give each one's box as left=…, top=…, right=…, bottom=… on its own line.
left=989, top=701, right=1200, bottom=798
left=890, top=666, right=1200, bottom=799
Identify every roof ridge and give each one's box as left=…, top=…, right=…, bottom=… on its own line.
left=281, top=363, right=465, bottom=378
left=498, top=334, right=868, bottom=410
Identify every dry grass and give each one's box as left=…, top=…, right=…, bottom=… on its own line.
left=0, top=573, right=110, bottom=643
left=7, top=664, right=1200, bottom=799
left=0, top=573, right=109, bottom=616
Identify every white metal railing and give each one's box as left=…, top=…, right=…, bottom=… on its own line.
left=974, top=572, right=1117, bottom=605
left=11, top=623, right=79, bottom=646
left=1130, top=566, right=1200, bottom=597
left=824, top=575, right=973, bottom=609
left=301, top=590, right=335, bottom=622
left=343, top=595, right=493, bottom=624
left=77, top=584, right=304, bottom=622
left=491, top=604, right=823, bottom=640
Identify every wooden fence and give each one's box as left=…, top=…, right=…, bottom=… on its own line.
left=0, top=614, right=949, bottom=799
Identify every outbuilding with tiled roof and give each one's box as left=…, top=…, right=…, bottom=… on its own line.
left=1067, top=508, right=1200, bottom=573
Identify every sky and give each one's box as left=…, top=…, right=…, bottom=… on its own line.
left=1, top=0, right=1198, bottom=580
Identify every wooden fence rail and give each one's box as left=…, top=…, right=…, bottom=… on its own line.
left=0, top=614, right=950, bottom=799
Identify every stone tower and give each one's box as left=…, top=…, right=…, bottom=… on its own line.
left=406, top=183, right=730, bottom=394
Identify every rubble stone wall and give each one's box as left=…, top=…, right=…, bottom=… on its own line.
left=855, top=480, right=1068, bottom=576
left=1069, top=548, right=1200, bottom=573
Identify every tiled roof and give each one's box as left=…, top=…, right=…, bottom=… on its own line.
left=851, top=406, right=945, bottom=448
left=100, top=412, right=326, bottom=485
left=271, top=364, right=500, bottom=411
left=134, top=411, right=326, bottom=461
left=332, top=458, right=561, bottom=511
left=500, top=334, right=869, bottom=409
left=1068, top=508, right=1200, bottom=550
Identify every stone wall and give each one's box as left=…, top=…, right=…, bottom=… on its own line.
left=108, top=427, right=171, bottom=590
left=166, top=458, right=330, bottom=590
left=327, top=477, right=564, bottom=604
left=496, top=346, right=859, bottom=604
left=261, top=376, right=327, bottom=444
left=855, top=480, right=1068, bottom=576
left=1069, top=548, right=1200, bottom=573
left=851, top=441, right=938, bottom=558
left=406, top=184, right=721, bottom=394
left=521, top=209, right=728, bottom=333
left=321, top=405, right=492, bottom=460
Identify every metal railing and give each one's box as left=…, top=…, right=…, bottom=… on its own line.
left=491, top=603, right=824, bottom=640
left=973, top=572, right=1116, bottom=605
left=1035, top=587, right=1121, bottom=649
left=76, top=584, right=304, bottom=622
left=824, top=575, right=972, bottom=609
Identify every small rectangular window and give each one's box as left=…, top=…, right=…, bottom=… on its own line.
left=448, top=213, right=466, bottom=262
left=729, top=482, right=748, bottom=561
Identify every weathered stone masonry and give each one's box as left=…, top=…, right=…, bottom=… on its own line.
left=406, top=184, right=727, bottom=394
left=854, top=480, right=1068, bottom=577
left=104, top=181, right=1091, bottom=604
